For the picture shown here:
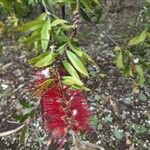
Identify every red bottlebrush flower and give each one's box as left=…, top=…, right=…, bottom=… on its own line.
left=35, top=68, right=92, bottom=141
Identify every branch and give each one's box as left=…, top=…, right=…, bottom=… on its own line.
left=76, top=0, right=80, bottom=11
left=80, top=8, right=119, bottom=46
left=41, top=0, right=51, bottom=16
left=0, top=124, right=25, bottom=137
left=61, top=5, right=66, bottom=19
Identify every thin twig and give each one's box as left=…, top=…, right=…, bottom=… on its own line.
left=91, top=20, right=119, bottom=46
left=92, top=24, right=119, bottom=46
left=61, top=5, right=66, bottom=19
left=41, top=0, right=51, bottom=16
left=76, top=0, right=80, bottom=11
left=80, top=8, right=119, bottom=46
left=0, top=124, right=25, bottom=137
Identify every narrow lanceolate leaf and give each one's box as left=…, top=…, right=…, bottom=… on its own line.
left=37, top=13, right=47, bottom=21
left=57, top=43, right=67, bottom=55
left=82, top=51, right=97, bottom=65
left=80, top=0, right=93, bottom=13
left=35, top=52, right=57, bottom=68
left=41, top=18, right=51, bottom=51
left=114, top=46, right=121, bottom=51
left=62, top=60, right=80, bottom=79
left=61, top=24, right=74, bottom=30
left=20, top=126, right=29, bottom=145
left=23, top=32, right=40, bottom=45
left=68, top=42, right=96, bottom=65
left=71, top=85, right=90, bottom=91
left=19, top=100, right=32, bottom=109
left=92, top=0, right=100, bottom=4
left=18, top=19, right=43, bottom=32
left=66, top=50, right=89, bottom=77
left=62, top=76, right=84, bottom=86
left=50, top=19, right=67, bottom=27
left=128, top=30, right=148, bottom=46
left=28, top=51, right=50, bottom=64
left=136, top=65, right=145, bottom=86
left=68, top=42, right=82, bottom=57
left=116, top=50, right=124, bottom=69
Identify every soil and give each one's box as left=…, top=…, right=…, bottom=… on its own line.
left=0, top=0, right=149, bottom=150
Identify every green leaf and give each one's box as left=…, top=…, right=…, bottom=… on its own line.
left=71, top=85, right=90, bottom=91
left=116, top=50, right=124, bottom=69
left=33, top=40, right=41, bottom=52
left=80, top=7, right=92, bottom=22
left=37, top=13, right=47, bottom=21
left=92, top=0, right=100, bottom=4
left=29, top=109, right=36, bottom=118
left=80, top=0, right=93, bottom=13
left=20, top=126, right=29, bottom=144
left=62, top=76, right=84, bottom=86
left=62, top=60, right=80, bottom=79
left=66, top=50, right=89, bottom=77
left=81, top=50, right=96, bottom=65
left=56, top=0, right=74, bottom=4
left=128, top=30, right=148, bottom=46
left=13, top=114, right=24, bottom=122
left=23, top=32, right=40, bottom=45
left=51, top=19, right=67, bottom=27
left=20, top=113, right=31, bottom=123
left=28, top=51, right=50, bottom=64
left=55, top=30, right=69, bottom=43
left=57, top=43, right=67, bottom=55
left=61, top=24, right=74, bottom=30
left=124, top=61, right=133, bottom=77
left=35, top=52, right=57, bottom=68
left=68, top=42, right=96, bottom=65
left=114, top=46, right=121, bottom=51
left=18, top=19, right=43, bottom=32
left=0, top=0, right=10, bottom=10
left=19, top=100, right=32, bottom=109
left=135, top=65, right=145, bottom=85
left=41, top=18, right=51, bottom=51
left=68, top=42, right=82, bottom=57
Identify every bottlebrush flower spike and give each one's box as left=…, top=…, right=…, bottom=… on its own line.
left=35, top=68, right=92, bottom=142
